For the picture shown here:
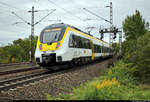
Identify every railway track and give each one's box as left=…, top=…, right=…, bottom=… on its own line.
left=0, top=65, right=69, bottom=92
left=0, top=66, right=40, bottom=76
left=0, top=57, right=114, bottom=92
left=0, top=64, right=79, bottom=91
left=0, top=62, right=30, bottom=67
left=0, top=70, right=49, bottom=91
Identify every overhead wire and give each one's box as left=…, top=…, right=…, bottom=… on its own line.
left=31, top=0, right=54, bottom=12
left=12, top=12, right=30, bottom=25
left=0, top=1, right=31, bottom=22
left=33, top=0, right=38, bottom=7
left=0, top=1, right=27, bottom=11
left=0, top=1, right=19, bottom=10
left=35, top=9, right=56, bottom=25
left=47, top=0, right=90, bottom=29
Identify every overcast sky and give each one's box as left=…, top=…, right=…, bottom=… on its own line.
left=0, top=0, right=149, bottom=46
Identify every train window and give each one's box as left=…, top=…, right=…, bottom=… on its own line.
left=86, top=39, right=90, bottom=49
left=69, top=34, right=73, bottom=47
left=69, top=34, right=91, bottom=49
left=88, top=40, right=90, bottom=49
left=73, top=35, right=77, bottom=48
left=98, top=45, right=101, bottom=53
left=83, top=38, right=87, bottom=49
left=79, top=37, right=83, bottom=48
left=74, top=35, right=79, bottom=48
left=84, top=38, right=91, bottom=49
left=74, top=35, right=80, bottom=48
left=93, top=44, right=102, bottom=53
left=102, top=46, right=109, bottom=53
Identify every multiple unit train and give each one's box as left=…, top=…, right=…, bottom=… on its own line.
left=35, top=23, right=113, bottom=68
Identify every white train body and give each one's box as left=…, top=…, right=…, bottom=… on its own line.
left=35, top=23, right=113, bottom=67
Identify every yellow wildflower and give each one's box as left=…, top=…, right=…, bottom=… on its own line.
left=117, top=83, right=120, bottom=88
left=112, top=77, right=117, bottom=82
left=91, top=82, right=97, bottom=86
left=96, top=84, right=101, bottom=89
left=91, top=80, right=99, bottom=86
left=108, top=69, right=112, bottom=75
left=107, top=81, right=112, bottom=87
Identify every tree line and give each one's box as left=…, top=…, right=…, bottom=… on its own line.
left=121, top=10, right=150, bottom=83
left=0, top=36, right=38, bottom=63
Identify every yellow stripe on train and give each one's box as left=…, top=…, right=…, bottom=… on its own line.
left=38, top=27, right=69, bottom=51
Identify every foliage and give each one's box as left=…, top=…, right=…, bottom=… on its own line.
left=0, top=36, right=38, bottom=63
left=124, top=32, right=150, bottom=83
left=46, top=61, right=150, bottom=100
left=101, top=61, right=137, bottom=86
left=122, top=10, right=149, bottom=57
left=123, top=10, right=149, bottom=41
left=68, top=78, right=124, bottom=100
left=122, top=10, right=150, bottom=83
left=112, top=43, right=119, bottom=55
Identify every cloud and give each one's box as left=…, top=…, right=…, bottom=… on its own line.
left=0, top=0, right=149, bottom=45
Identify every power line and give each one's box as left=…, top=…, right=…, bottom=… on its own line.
left=83, top=8, right=111, bottom=24
left=0, top=1, right=31, bottom=21
left=84, top=18, right=103, bottom=21
left=0, top=1, right=18, bottom=9
left=34, top=9, right=56, bottom=25
left=0, top=1, right=25, bottom=11
left=47, top=0, right=92, bottom=31
left=47, top=0, right=83, bottom=22
left=45, top=19, right=61, bottom=22
left=12, top=12, right=30, bottom=25
left=32, top=0, right=39, bottom=6
left=12, top=22, right=25, bottom=25
left=35, top=9, right=54, bottom=12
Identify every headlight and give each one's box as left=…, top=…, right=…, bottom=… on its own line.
left=39, top=44, right=42, bottom=50
left=56, top=42, right=60, bottom=48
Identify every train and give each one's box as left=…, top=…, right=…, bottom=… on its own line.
left=35, top=23, right=113, bottom=69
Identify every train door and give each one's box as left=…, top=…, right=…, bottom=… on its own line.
left=90, top=40, right=95, bottom=60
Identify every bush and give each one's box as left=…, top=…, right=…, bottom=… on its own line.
left=101, top=61, right=137, bottom=86
left=0, top=36, right=38, bottom=63
left=124, top=32, right=150, bottom=83
left=46, top=61, right=149, bottom=100
left=68, top=78, right=125, bottom=100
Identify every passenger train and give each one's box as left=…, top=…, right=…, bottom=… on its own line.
left=35, top=23, right=113, bottom=68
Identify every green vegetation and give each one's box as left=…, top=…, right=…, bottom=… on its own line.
left=123, top=10, right=149, bottom=41
left=112, top=43, right=119, bottom=55
left=124, top=32, right=150, bottom=83
left=122, top=10, right=150, bottom=83
left=46, top=10, right=150, bottom=100
left=46, top=61, right=150, bottom=100
left=0, top=36, right=37, bottom=63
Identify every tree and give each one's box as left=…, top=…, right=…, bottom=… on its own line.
left=0, top=35, right=38, bottom=63
left=123, top=10, right=149, bottom=41
left=127, top=32, right=150, bottom=83
left=122, top=10, right=149, bottom=57
left=8, top=45, right=25, bottom=62
left=112, top=43, right=119, bottom=55
left=122, top=10, right=150, bottom=83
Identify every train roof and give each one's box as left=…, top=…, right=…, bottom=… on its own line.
left=45, top=23, right=109, bottom=45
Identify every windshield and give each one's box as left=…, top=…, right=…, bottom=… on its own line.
left=41, top=28, right=62, bottom=44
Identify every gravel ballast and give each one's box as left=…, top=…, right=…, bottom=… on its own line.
left=0, top=58, right=113, bottom=100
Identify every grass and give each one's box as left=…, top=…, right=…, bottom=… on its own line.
left=46, top=61, right=150, bottom=100
left=136, top=84, right=150, bottom=100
